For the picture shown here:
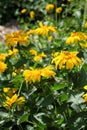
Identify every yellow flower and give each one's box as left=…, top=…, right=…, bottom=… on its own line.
left=80, top=43, right=87, bottom=48
left=12, top=72, right=17, bottom=77
left=52, top=52, right=60, bottom=58
left=3, top=88, right=10, bottom=93
left=5, top=31, right=29, bottom=47
left=0, top=53, right=7, bottom=61
left=23, top=65, right=55, bottom=83
left=56, top=7, right=62, bottom=14
left=21, top=8, right=27, bottom=14
left=71, top=32, right=87, bottom=41
left=30, top=11, right=35, bottom=19
left=34, top=52, right=47, bottom=61
left=3, top=94, right=25, bottom=110
left=3, top=87, right=18, bottom=97
left=23, top=64, right=26, bottom=67
left=8, top=49, right=18, bottom=57
left=29, top=49, right=37, bottom=56
left=84, top=21, right=87, bottom=28
left=0, top=61, right=7, bottom=73
left=66, top=32, right=87, bottom=45
left=33, top=22, right=56, bottom=36
left=66, top=36, right=80, bottom=44
left=45, top=4, right=54, bottom=11
left=52, top=51, right=82, bottom=70
left=41, top=66, right=56, bottom=78
left=27, top=30, right=35, bottom=35
left=83, top=93, right=87, bottom=102
left=48, top=36, right=53, bottom=41
left=23, top=68, right=41, bottom=83
left=84, top=85, right=87, bottom=90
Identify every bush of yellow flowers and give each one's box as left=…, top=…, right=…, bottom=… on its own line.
left=0, top=0, right=87, bottom=130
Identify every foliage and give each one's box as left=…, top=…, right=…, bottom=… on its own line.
left=0, top=0, right=87, bottom=130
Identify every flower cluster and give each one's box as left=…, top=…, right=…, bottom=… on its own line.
left=52, top=51, right=82, bottom=70
left=0, top=53, right=7, bottom=73
left=3, top=94, right=25, bottom=110
left=5, top=31, right=29, bottom=47
left=29, top=49, right=47, bottom=61
left=66, top=32, right=87, bottom=45
left=23, top=66, right=56, bottom=83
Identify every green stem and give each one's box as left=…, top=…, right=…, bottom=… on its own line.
left=55, top=0, right=58, bottom=27
left=82, top=0, right=87, bottom=27
left=18, top=81, right=23, bottom=95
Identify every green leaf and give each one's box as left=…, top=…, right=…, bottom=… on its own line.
left=10, top=74, right=24, bottom=85
left=51, top=84, right=67, bottom=91
left=57, top=118, right=64, bottom=125
left=60, top=93, right=68, bottom=102
left=38, top=94, right=54, bottom=107
left=17, top=113, right=29, bottom=125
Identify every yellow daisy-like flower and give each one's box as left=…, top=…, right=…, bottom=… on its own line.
left=33, top=22, right=56, bottom=36
left=83, top=86, right=87, bottom=102
left=83, top=93, right=87, bottom=102
left=8, top=48, right=18, bottom=57
left=0, top=53, right=7, bottom=61
left=80, top=43, right=87, bottom=48
left=52, top=51, right=82, bottom=70
left=5, top=31, right=29, bottom=47
left=23, top=65, right=56, bottom=83
left=0, top=61, right=7, bottom=73
left=66, top=36, right=80, bottom=44
left=66, top=32, right=87, bottom=45
left=30, top=11, right=35, bottom=19
left=29, top=49, right=47, bottom=61
left=84, top=85, right=87, bottom=90
left=52, top=52, right=60, bottom=58
left=45, top=4, right=54, bottom=11
left=34, top=52, right=47, bottom=62
left=3, top=87, right=18, bottom=97
left=56, top=7, right=62, bottom=14
left=27, top=30, right=35, bottom=35
left=48, top=36, right=53, bottom=41
left=12, top=72, right=17, bottom=77
left=23, top=68, right=41, bottom=83
left=21, top=8, right=27, bottom=14
left=29, top=49, right=37, bottom=56
left=3, top=94, right=25, bottom=110
left=41, top=66, right=56, bottom=78
left=71, top=32, right=87, bottom=41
